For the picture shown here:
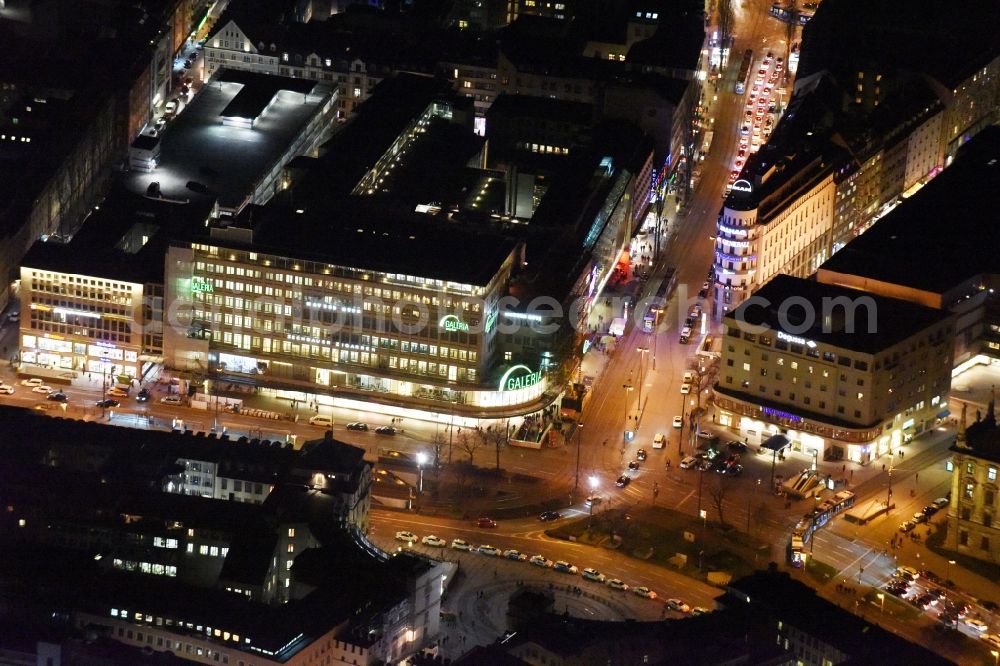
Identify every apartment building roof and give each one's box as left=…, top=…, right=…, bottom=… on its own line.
left=0, top=405, right=369, bottom=496
left=487, top=94, right=596, bottom=126
left=212, top=4, right=443, bottom=74
left=207, top=197, right=517, bottom=286
left=119, top=68, right=332, bottom=210
left=957, top=405, right=1000, bottom=465
left=293, top=73, right=457, bottom=199
left=819, top=126, right=1000, bottom=294
left=799, top=0, right=1000, bottom=90
left=216, top=68, right=317, bottom=121
left=0, top=1, right=178, bottom=238
left=622, top=0, right=705, bottom=73
left=724, top=274, right=952, bottom=354
left=471, top=605, right=777, bottom=665
left=0, top=462, right=266, bottom=536
left=719, top=570, right=954, bottom=665
left=20, top=183, right=213, bottom=285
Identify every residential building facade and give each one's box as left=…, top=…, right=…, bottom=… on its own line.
left=948, top=403, right=1000, bottom=565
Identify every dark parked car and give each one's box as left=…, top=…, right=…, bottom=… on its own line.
left=636, top=448, right=647, bottom=461
left=538, top=511, right=562, bottom=522
left=375, top=426, right=397, bottom=435
left=727, top=440, right=748, bottom=453
left=136, top=388, right=150, bottom=402
left=96, top=399, right=120, bottom=408
left=627, top=460, right=640, bottom=471
left=616, top=475, right=631, bottom=488
left=47, top=392, right=68, bottom=402
left=476, top=517, right=497, bottom=529
left=919, top=570, right=941, bottom=584
left=346, top=422, right=369, bottom=431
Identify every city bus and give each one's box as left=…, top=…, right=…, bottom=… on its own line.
left=734, top=49, right=753, bottom=94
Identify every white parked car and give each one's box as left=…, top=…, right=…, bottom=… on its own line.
left=20, top=378, right=44, bottom=387
left=308, top=415, right=333, bottom=427
left=477, top=545, right=501, bottom=557
left=965, top=618, right=988, bottom=633
left=161, top=395, right=183, bottom=405
left=0, top=384, right=14, bottom=395
left=553, top=561, right=578, bottom=574
left=666, top=598, right=691, bottom=613
left=31, top=385, right=53, bottom=394
left=680, top=383, right=691, bottom=394
left=672, top=415, right=683, bottom=429
left=679, top=456, right=698, bottom=469
left=107, top=387, right=129, bottom=398
left=394, top=531, right=418, bottom=544
left=606, top=578, right=629, bottom=592
left=633, top=586, right=657, bottom=599
left=503, top=549, right=527, bottom=561
left=652, top=432, right=666, bottom=449
left=450, top=539, right=471, bottom=551
left=581, top=567, right=606, bottom=583
left=529, top=554, right=553, bottom=568
left=421, top=535, right=446, bottom=547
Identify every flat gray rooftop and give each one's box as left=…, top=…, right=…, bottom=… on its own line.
left=123, top=72, right=331, bottom=209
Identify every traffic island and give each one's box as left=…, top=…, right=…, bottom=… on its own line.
left=545, top=506, right=766, bottom=584
left=803, top=557, right=837, bottom=585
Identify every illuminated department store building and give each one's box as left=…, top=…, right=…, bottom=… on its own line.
left=162, top=206, right=562, bottom=421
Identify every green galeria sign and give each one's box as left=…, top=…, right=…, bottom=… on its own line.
left=498, top=364, right=543, bottom=392
left=439, top=314, right=470, bottom=332
left=191, top=276, right=214, bottom=294
left=484, top=308, right=498, bottom=334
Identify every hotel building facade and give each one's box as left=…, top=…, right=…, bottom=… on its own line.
left=714, top=275, right=954, bottom=464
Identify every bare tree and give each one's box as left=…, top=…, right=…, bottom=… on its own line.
left=718, top=0, right=735, bottom=62
left=752, top=502, right=772, bottom=538
left=456, top=429, right=479, bottom=464
left=479, top=424, right=508, bottom=473
left=430, top=431, right=447, bottom=469
left=709, top=474, right=731, bottom=526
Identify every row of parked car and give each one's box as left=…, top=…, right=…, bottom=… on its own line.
left=392, top=529, right=706, bottom=612
left=898, top=496, right=949, bottom=532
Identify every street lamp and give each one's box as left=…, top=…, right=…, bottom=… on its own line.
left=622, top=383, right=634, bottom=442
left=636, top=347, right=650, bottom=414
left=746, top=478, right=760, bottom=534
left=100, top=354, right=112, bottom=418
left=573, top=422, right=584, bottom=497
left=886, top=450, right=894, bottom=513
left=415, top=451, right=428, bottom=512
left=876, top=592, right=885, bottom=614
left=947, top=559, right=956, bottom=585
left=588, top=475, right=599, bottom=530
